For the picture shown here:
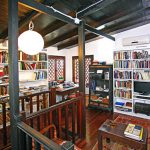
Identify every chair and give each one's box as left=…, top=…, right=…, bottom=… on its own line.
left=40, top=124, right=81, bottom=150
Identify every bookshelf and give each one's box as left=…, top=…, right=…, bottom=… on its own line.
left=19, top=51, right=48, bottom=83
left=113, top=48, right=150, bottom=119
left=0, top=47, right=9, bottom=100
left=0, top=47, right=48, bottom=113
left=88, top=65, right=113, bottom=111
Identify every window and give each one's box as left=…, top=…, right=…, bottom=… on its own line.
left=48, top=56, right=65, bottom=82
left=72, top=55, right=94, bottom=86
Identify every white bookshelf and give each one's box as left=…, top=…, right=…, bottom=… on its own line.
left=113, top=47, right=150, bottom=119
left=18, top=50, right=48, bottom=86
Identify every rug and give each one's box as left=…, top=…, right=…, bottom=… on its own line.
left=114, top=115, right=150, bottom=150
left=92, top=115, right=150, bottom=150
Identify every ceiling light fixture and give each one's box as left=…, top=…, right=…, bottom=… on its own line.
left=96, top=25, right=105, bottom=30
left=18, top=21, right=44, bottom=55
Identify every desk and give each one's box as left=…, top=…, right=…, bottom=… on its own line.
left=56, top=86, right=79, bottom=101
left=98, top=119, right=148, bottom=150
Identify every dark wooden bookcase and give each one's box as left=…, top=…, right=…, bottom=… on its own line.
left=88, top=65, right=113, bottom=111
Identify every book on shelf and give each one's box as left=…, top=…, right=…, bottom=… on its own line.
left=0, top=65, right=9, bottom=77
left=114, top=51, right=132, bottom=60
left=124, top=123, right=143, bottom=141
left=114, top=70, right=132, bottom=79
left=22, top=52, right=37, bottom=61
left=39, top=53, right=47, bottom=61
left=0, top=51, right=8, bottom=63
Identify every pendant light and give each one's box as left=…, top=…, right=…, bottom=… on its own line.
left=18, top=21, right=44, bottom=55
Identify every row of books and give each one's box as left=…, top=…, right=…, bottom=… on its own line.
left=133, top=71, right=150, bottom=80
left=34, top=71, right=47, bottom=80
left=114, top=80, right=132, bottom=89
left=132, top=50, right=149, bottom=59
left=114, top=51, right=132, bottom=60
left=39, top=53, right=47, bottom=61
left=114, top=89, right=132, bottom=99
left=0, top=51, right=8, bottom=63
left=19, top=62, right=47, bottom=70
left=115, top=101, right=132, bottom=112
left=114, top=70, right=132, bottom=79
left=132, top=60, right=149, bottom=68
left=20, top=52, right=47, bottom=61
left=114, top=50, right=149, bottom=60
left=114, top=60, right=150, bottom=68
left=22, top=52, right=37, bottom=61
left=114, top=60, right=132, bottom=68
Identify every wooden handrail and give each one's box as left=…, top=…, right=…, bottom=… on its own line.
left=17, top=122, right=62, bottom=150
left=26, top=94, right=82, bottom=120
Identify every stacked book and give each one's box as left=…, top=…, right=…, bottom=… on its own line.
left=124, top=124, right=143, bottom=141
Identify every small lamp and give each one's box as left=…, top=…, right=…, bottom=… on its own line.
left=18, top=21, right=44, bottom=55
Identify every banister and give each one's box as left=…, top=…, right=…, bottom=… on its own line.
left=19, top=90, right=50, bottom=99
left=17, top=122, right=61, bottom=150
left=26, top=95, right=83, bottom=120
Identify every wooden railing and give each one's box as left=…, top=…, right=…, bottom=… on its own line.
left=17, top=122, right=62, bottom=150
left=17, top=92, right=83, bottom=150
left=24, top=92, right=84, bottom=143
left=0, top=91, right=84, bottom=149
left=0, top=90, right=52, bottom=149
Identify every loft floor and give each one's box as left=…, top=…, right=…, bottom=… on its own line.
left=76, top=108, right=113, bottom=150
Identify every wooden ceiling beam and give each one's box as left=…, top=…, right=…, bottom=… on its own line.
left=44, top=28, right=77, bottom=47
left=77, top=0, right=118, bottom=18
left=41, top=20, right=67, bottom=37
left=59, top=0, right=78, bottom=11
left=41, top=11, right=76, bottom=37
left=57, top=33, right=97, bottom=50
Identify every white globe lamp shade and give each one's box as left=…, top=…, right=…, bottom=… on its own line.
left=18, top=30, right=44, bottom=55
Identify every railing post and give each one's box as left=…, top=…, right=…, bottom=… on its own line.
left=49, top=87, right=56, bottom=106
left=8, top=0, right=20, bottom=149
left=77, top=94, right=83, bottom=138
left=72, top=103, right=75, bottom=143
left=18, top=129, right=26, bottom=150
left=2, top=102, right=7, bottom=145
left=65, top=105, right=69, bottom=140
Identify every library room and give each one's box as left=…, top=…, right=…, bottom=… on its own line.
left=0, top=0, right=150, bottom=150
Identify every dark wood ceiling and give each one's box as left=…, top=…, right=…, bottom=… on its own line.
left=0, top=0, right=150, bottom=50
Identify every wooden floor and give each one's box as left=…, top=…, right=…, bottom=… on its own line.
left=76, top=108, right=113, bottom=150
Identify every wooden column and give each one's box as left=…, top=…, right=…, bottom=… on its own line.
left=78, top=21, right=86, bottom=138
left=8, top=0, right=20, bottom=149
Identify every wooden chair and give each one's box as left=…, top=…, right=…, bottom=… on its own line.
left=40, top=124, right=81, bottom=150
